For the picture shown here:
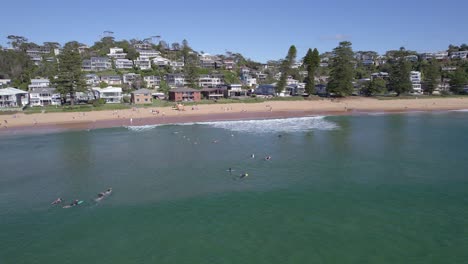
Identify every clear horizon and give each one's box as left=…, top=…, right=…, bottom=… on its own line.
left=1, top=0, right=467, bottom=62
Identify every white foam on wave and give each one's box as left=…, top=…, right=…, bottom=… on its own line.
left=125, top=124, right=163, bottom=132
left=126, top=116, right=338, bottom=133
left=197, top=116, right=338, bottom=133
left=451, top=109, right=468, bottom=112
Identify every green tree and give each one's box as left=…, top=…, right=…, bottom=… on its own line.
left=388, top=57, right=412, bottom=96
left=303, top=48, right=320, bottom=95
left=52, top=42, right=86, bottom=105
left=449, top=68, right=467, bottom=94
left=159, top=80, right=170, bottom=95
left=362, top=78, right=387, bottom=96
left=276, top=45, right=297, bottom=94
left=422, top=60, right=441, bottom=94
left=327, top=41, right=355, bottom=96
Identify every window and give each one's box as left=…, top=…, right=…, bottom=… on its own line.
left=145, top=99, right=148, bottom=102
left=137, top=99, right=140, bottom=102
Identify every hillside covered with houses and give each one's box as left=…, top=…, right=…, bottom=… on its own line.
left=1, top=34, right=468, bottom=108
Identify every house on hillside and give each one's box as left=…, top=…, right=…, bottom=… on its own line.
left=82, top=57, right=112, bottom=71
left=131, top=89, right=153, bottom=104
left=115, top=59, right=134, bottom=69
left=410, top=71, right=422, bottom=94
left=144, top=76, right=161, bottom=88
left=134, top=57, right=151, bottom=70
left=0, top=87, right=29, bottom=107
left=166, top=74, right=186, bottom=87
left=107, top=47, right=127, bottom=59
left=168, top=88, right=201, bottom=102
left=92, top=87, right=123, bottom=103
left=100, top=75, right=122, bottom=86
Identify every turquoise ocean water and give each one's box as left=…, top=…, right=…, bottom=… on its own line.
left=1, top=112, right=468, bottom=263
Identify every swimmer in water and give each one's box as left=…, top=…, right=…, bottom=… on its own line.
left=239, top=173, right=249, bottom=179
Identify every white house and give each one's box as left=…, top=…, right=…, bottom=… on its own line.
left=107, top=47, right=127, bottom=59
left=134, top=57, right=151, bottom=70
left=92, top=87, right=123, bottom=103
left=199, top=74, right=224, bottom=88
left=82, top=57, right=112, bottom=71
left=100, top=75, right=122, bottom=86
left=371, top=72, right=389, bottom=80
left=28, top=79, right=50, bottom=90
left=0, top=87, right=29, bottom=107
left=115, top=59, right=134, bottom=69
left=85, top=74, right=100, bottom=86
left=450, top=51, right=468, bottom=60
left=166, top=74, right=186, bottom=87
left=123, top=73, right=141, bottom=85
left=152, top=56, right=171, bottom=67
left=0, top=79, right=12, bottom=87
left=137, top=49, right=160, bottom=59
left=170, top=60, right=184, bottom=70
left=410, top=71, right=422, bottom=94
left=29, top=88, right=61, bottom=106
left=143, top=76, right=161, bottom=88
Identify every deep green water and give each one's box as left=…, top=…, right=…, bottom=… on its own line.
left=1, top=112, right=468, bottom=264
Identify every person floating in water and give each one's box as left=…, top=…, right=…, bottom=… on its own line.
left=51, top=198, right=62, bottom=205
left=96, top=188, right=112, bottom=202
left=265, top=156, right=272, bottom=161
left=251, top=154, right=255, bottom=159
left=239, top=173, right=249, bottom=179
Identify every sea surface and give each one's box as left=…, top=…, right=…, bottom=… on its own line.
left=1, top=113, right=468, bottom=263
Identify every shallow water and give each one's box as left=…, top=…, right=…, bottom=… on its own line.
left=1, top=112, right=468, bottom=263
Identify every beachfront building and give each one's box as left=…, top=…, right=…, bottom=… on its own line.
left=200, top=87, right=226, bottom=99
left=82, top=57, right=112, bottom=71
left=29, top=88, right=61, bottom=106
left=107, top=47, right=127, bottom=59
left=198, top=74, right=224, bottom=88
left=134, top=57, right=152, bottom=70
left=100, top=75, right=122, bottom=86
left=143, top=76, right=161, bottom=88
left=28, top=79, right=50, bottom=90
left=131, top=89, right=153, bottom=104
left=254, top=84, right=276, bottom=96
left=92, top=87, right=123, bottom=103
left=0, top=87, right=29, bottom=107
left=115, top=59, right=134, bottom=69
left=410, top=71, right=422, bottom=94
left=226, top=84, right=247, bottom=97
left=168, top=88, right=201, bottom=102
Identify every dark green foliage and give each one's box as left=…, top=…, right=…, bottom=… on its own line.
left=327, top=41, right=355, bottom=96
left=0, top=49, right=36, bottom=90
left=362, top=78, right=387, bottom=96
left=52, top=42, right=86, bottom=105
left=303, top=48, right=320, bottom=95
left=276, top=45, right=297, bottom=94
left=388, top=50, right=413, bottom=96
left=449, top=68, right=467, bottom=94
left=422, top=60, right=441, bottom=94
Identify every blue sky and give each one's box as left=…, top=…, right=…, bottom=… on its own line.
left=1, top=0, right=467, bottom=62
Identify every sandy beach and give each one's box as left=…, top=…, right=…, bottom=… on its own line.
left=1, top=97, right=468, bottom=135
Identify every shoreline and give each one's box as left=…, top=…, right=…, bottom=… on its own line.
left=1, top=97, right=468, bottom=136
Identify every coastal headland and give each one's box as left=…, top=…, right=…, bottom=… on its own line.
left=1, top=97, right=468, bottom=135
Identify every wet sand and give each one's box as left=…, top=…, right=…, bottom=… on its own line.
left=1, top=97, right=468, bottom=136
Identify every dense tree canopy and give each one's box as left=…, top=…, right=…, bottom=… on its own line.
left=327, top=41, right=355, bottom=96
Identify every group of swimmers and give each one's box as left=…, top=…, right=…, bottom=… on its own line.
left=228, top=153, right=272, bottom=180
left=50, top=188, right=112, bottom=208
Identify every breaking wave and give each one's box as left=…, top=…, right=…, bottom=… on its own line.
left=126, top=116, right=338, bottom=133
left=198, top=116, right=337, bottom=133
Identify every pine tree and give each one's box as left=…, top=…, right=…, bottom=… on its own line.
left=389, top=59, right=412, bottom=96
left=52, top=42, right=86, bottom=105
left=303, top=48, right=320, bottom=95
left=362, top=78, right=387, bottom=96
left=449, top=68, right=467, bottom=94
left=422, top=60, right=440, bottom=94
left=327, top=41, right=355, bottom=96
left=276, top=45, right=297, bottom=94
